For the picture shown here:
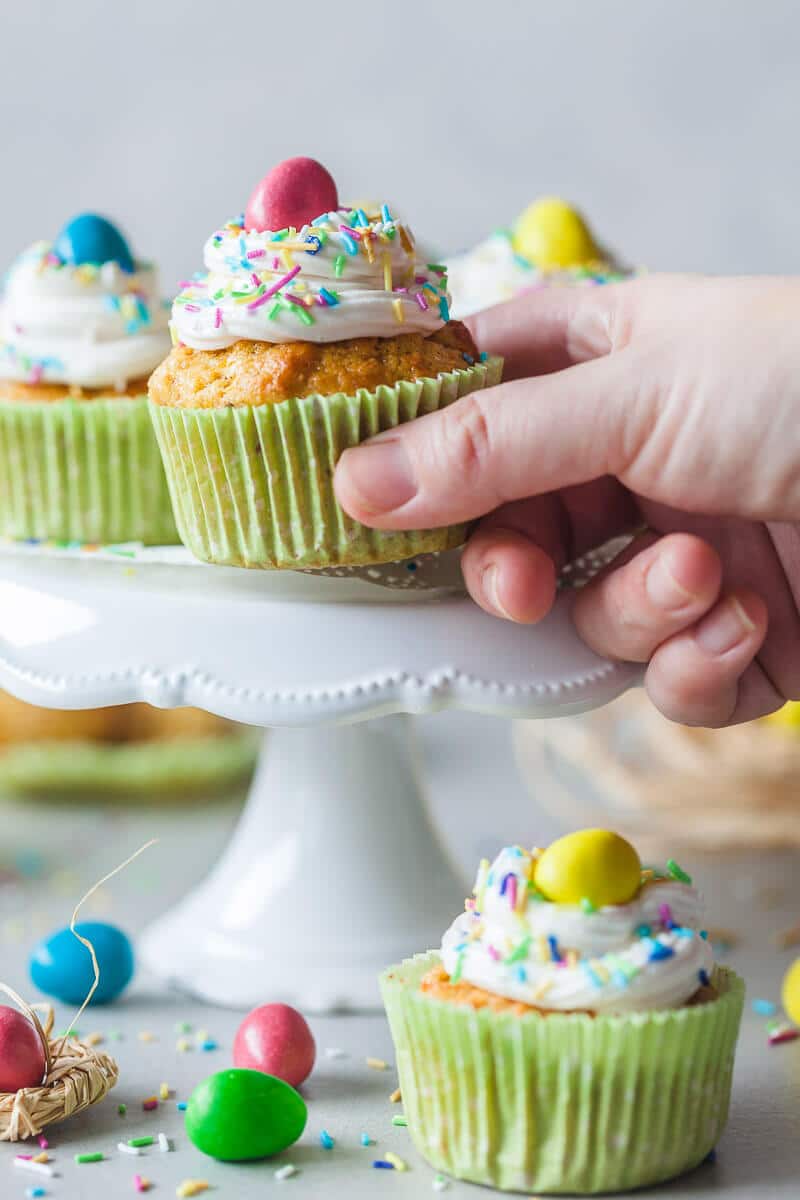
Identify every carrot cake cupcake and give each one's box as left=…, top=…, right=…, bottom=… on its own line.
left=447, top=196, right=631, bottom=318
left=382, top=829, right=744, bottom=1194
left=148, top=156, right=502, bottom=569
left=0, top=213, right=177, bottom=544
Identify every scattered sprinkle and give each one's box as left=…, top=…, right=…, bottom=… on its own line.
left=158, top=1133, right=172, bottom=1153
left=85, top=1032, right=104, bottom=1046
left=118, top=1142, right=143, bottom=1156
left=389, top=1087, right=402, bottom=1104
left=200, top=1039, right=218, bottom=1052
left=75, top=1153, right=104, bottom=1164
left=392, top=1115, right=408, bottom=1127
left=134, top=1175, right=152, bottom=1193
left=176, top=1182, right=209, bottom=1198
left=118, top=1103, right=127, bottom=1116
left=142, top=1097, right=159, bottom=1111
left=373, top=1160, right=394, bottom=1170
left=580, top=897, right=596, bottom=914
left=174, top=1021, right=192, bottom=1034
left=325, top=1047, right=347, bottom=1059
left=360, top=1133, right=373, bottom=1146
left=433, top=1175, right=450, bottom=1192
left=385, top=1151, right=409, bottom=1172
left=37, top=1137, right=48, bottom=1151
left=366, top=1057, right=389, bottom=1071
left=769, top=1024, right=800, bottom=1046
left=176, top=1101, right=188, bottom=1111
left=752, top=998, right=778, bottom=1016
left=320, top=1129, right=335, bottom=1150
left=666, top=859, right=692, bottom=885
left=129, top=1137, right=155, bottom=1149
left=773, top=922, right=800, bottom=949
left=176, top=1038, right=192, bottom=1053
left=274, top=1163, right=299, bottom=1180
left=14, top=1159, right=55, bottom=1178
left=160, top=1082, right=171, bottom=1100
left=25, top=1189, right=46, bottom=1199
left=138, top=1031, right=156, bottom=1043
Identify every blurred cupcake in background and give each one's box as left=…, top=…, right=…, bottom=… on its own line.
left=446, top=196, right=632, bottom=319
left=0, top=213, right=178, bottom=544
left=0, top=692, right=258, bottom=800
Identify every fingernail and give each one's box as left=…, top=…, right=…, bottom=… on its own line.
left=338, top=440, right=416, bottom=515
left=695, top=597, right=756, bottom=655
left=645, top=553, right=698, bottom=609
left=481, top=564, right=514, bottom=620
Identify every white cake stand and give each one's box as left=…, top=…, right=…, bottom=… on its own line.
left=0, top=543, right=640, bottom=1010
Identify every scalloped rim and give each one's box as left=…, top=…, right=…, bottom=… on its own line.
left=0, top=655, right=636, bottom=724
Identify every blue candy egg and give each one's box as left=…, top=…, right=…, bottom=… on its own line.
left=30, top=921, right=134, bottom=1006
left=54, top=213, right=135, bottom=273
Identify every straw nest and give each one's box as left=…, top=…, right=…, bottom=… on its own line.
left=0, top=986, right=118, bottom=1141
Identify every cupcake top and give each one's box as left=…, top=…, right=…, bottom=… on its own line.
left=447, top=198, right=630, bottom=319
left=440, top=830, right=713, bottom=1014
left=0, top=214, right=170, bottom=391
left=171, top=157, right=452, bottom=351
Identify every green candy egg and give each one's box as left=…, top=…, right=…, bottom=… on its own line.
left=185, top=1068, right=307, bottom=1161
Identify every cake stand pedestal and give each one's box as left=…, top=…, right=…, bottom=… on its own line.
left=0, top=546, right=639, bottom=1009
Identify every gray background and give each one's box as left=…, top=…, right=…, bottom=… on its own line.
left=2, top=0, right=799, bottom=287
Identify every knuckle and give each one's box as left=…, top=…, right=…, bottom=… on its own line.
left=440, top=393, right=494, bottom=487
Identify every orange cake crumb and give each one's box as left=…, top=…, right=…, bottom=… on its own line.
left=148, top=323, right=479, bottom=409
left=0, top=376, right=152, bottom=403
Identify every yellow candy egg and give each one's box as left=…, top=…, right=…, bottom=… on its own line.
left=763, top=700, right=800, bottom=731
left=781, top=958, right=800, bottom=1026
left=533, top=829, right=642, bottom=908
left=512, top=197, right=600, bottom=270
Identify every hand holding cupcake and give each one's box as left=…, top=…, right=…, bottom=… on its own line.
left=382, top=829, right=744, bottom=1194
left=149, top=157, right=502, bottom=569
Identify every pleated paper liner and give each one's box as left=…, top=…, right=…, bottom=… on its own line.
left=0, top=395, right=179, bottom=545
left=149, top=356, right=503, bottom=570
left=381, top=952, right=744, bottom=1195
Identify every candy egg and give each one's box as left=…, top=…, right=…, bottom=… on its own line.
left=233, top=1003, right=315, bottom=1088
left=29, top=921, right=134, bottom=1005
left=54, top=213, right=135, bottom=273
left=245, top=157, right=339, bottom=233
left=185, top=1068, right=307, bottom=1160
left=781, top=958, right=800, bottom=1026
left=0, top=1005, right=47, bottom=1092
left=512, top=197, right=599, bottom=269
left=534, top=829, right=642, bottom=908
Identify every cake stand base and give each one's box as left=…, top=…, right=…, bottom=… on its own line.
left=139, top=718, right=466, bottom=1010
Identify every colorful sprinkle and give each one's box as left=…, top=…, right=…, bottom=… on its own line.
left=666, top=859, right=692, bottom=885
left=320, top=1130, right=335, bottom=1150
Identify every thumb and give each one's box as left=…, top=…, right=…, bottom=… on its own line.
left=334, top=347, right=641, bottom=529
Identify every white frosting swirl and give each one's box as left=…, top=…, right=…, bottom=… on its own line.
left=440, top=846, right=714, bottom=1014
left=446, top=230, right=629, bottom=320
left=0, top=242, right=171, bottom=390
left=171, top=207, right=451, bottom=350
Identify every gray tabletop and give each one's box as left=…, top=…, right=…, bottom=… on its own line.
left=0, top=712, right=798, bottom=1198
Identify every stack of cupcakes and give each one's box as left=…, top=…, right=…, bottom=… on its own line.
left=0, top=214, right=177, bottom=545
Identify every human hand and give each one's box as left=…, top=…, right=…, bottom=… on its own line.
left=334, top=275, right=800, bottom=726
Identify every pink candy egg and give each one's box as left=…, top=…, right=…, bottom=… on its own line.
left=233, top=1003, right=316, bottom=1089
left=245, top=157, right=338, bottom=233
left=0, top=1005, right=46, bottom=1092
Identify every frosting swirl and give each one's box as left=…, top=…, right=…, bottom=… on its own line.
left=440, top=846, right=713, bottom=1014
left=0, top=242, right=170, bottom=390
left=171, top=207, right=451, bottom=350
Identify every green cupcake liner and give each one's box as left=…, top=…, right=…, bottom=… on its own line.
left=0, top=395, right=179, bottom=545
left=0, top=729, right=259, bottom=800
left=381, top=952, right=744, bottom=1195
left=149, top=356, right=503, bottom=569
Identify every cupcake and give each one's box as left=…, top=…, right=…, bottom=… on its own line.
left=148, top=156, right=502, bottom=569
left=0, top=214, right=178, bottom=544
left=381, top=829, right=744, bottom=1194
left=447, top=197, right=631, bottom=319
